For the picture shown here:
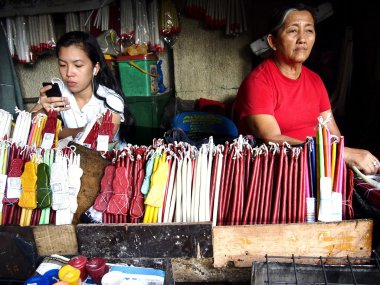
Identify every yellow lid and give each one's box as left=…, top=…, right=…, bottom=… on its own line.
left=59, top=265, right=81, bottom=285
left=104, top=54, right=114, bottom=60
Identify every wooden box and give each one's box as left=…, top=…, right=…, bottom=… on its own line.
left=212, top=219, right=373, bottom=268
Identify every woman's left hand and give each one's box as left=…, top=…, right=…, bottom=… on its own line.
left=344, top=147, right=380, bottom=174
left=39, top=85, right=70, bottom=112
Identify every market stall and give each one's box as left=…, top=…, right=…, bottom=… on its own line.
left=0, top=110, right=377, bottom=283
left=1, top=0, right=380, bottom=284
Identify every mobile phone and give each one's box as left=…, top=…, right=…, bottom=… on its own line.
left=42, top=82, right=62, bottom=98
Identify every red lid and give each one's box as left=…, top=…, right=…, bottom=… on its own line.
left=68, top=255, right=87, bottom=268
left=68, top=255, right=88, bottom=281
left=117, top=54, right=157, bottom=61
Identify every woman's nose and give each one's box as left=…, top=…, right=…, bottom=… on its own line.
left=297, top=32, right=307, bottom=43
left=66, top=66, right=74, bottom=77
left=62, top=65, right=73, bottom=77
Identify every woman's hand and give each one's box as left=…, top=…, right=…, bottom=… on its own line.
left=344, top=147, right=380, bottom=174
left=39, top=85, right=70, bottom=112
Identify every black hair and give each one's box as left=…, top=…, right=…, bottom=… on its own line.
left=268, top=2, right=316, bottom=35
left=55, top=31, right=134, bottom=141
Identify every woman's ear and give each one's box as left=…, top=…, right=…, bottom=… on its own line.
left=267, top=34, right=277, bottom=51
left=93, top=62, right=100, bottom=76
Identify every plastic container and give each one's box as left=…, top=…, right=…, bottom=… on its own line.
left=117, top=54, right=158, bottom=96
left=44, top=269, right=59, bottom=285
left=24, top=275, right=49, bottom=285
left=85, top=257, right=109, bottom=284
left=68, top=255, right=88, bottom=281
left=58, top=264, right=81, bottom=285
left=125, top=90, right=172, bottom=145
left=171, top=111, right=238, bottom=140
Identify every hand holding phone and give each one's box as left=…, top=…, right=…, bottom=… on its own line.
left=42, top=82, right=62, bottom=98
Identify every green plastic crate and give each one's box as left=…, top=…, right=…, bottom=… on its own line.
left=117, top=54, right=158, bottom=96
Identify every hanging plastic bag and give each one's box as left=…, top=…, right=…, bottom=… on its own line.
left=97, top=29, right=120, bottom=57
left=159, top=0, right=181, bottom=47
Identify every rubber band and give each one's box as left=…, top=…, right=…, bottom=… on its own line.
left=363, top=188, right=378, bottom=200
left=342, top=200, right=354, bottom=214
left=37, top=188, right=52, bottom=206
left=317, top=112, right=333, bottom=128
left=3, top=197, right=17, bottom=206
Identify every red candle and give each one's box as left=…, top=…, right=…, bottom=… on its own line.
left=68, top=255, right=88, bottom=281
left=85, top=257, right=109, bottom=284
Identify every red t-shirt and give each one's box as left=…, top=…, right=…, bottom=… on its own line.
left=234, top=58, right=331, bottom=141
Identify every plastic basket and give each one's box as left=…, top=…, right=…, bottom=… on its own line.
left=117, top=54, right=158, bottom=96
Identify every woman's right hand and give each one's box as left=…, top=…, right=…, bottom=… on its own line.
left=344, top=147, right=380, bottom=175
left=39, top=85, right=70, bottom=112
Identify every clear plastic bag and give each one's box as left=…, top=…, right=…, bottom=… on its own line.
left=159, top=0, right=181, bottom=47
left=97, top=29, right=120, bottom=57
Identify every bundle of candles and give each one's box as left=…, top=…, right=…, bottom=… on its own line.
left=314, top=118, right=351, bottom=222
left=0, top=109, right=61, bottom=149
left=90, top=119, right=353, bottom=225
left=2, top=108, right=114, bottom=152
left=1, top=108, right=354, bottom=226
left=120, top=0, right=135, bottom=40
left=5, top=14, right=56, bottom=63
left=4, top=0, right=166, bottom=63
left=0, top=108, right=119, bottom=226
left=184, top=0, right=247, bottom=36
left=120, top=0, right=165, bottom=54
left=0, top=142, right=82, bottom=226
left=159, top=0, right=181, bottom=47
left=77, top=109, right=115, bottom=152
left=0, top=110, right=80, bottom=226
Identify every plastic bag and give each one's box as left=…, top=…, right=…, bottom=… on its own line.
left=97, top=29, right=120, bottom=57
left=159, top=0, right=180, bottom=47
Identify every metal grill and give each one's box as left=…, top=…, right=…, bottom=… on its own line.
left=251, top=251, right=380, bottom=285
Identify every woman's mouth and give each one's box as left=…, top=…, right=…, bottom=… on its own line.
left=66, top=81, right=76, bottom=87
left=295, top=46, right=308, bottom=52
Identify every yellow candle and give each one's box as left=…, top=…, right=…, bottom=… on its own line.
left=59, top=264, right=81, bottom=285
left=152, top=207, right=159, bottom=223
left=143, top=205, right=153, bottom=223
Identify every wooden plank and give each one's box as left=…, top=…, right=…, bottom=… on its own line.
left=70, top=143, right=110, bottom=224
left=213, top=219, right=373, bottom=268
left=33, top=224, right=78, bottom=256
left=77, top=222, right=212, bottom=259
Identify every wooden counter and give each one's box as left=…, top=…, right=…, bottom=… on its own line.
left=1, top=219, right=371, bottom=283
